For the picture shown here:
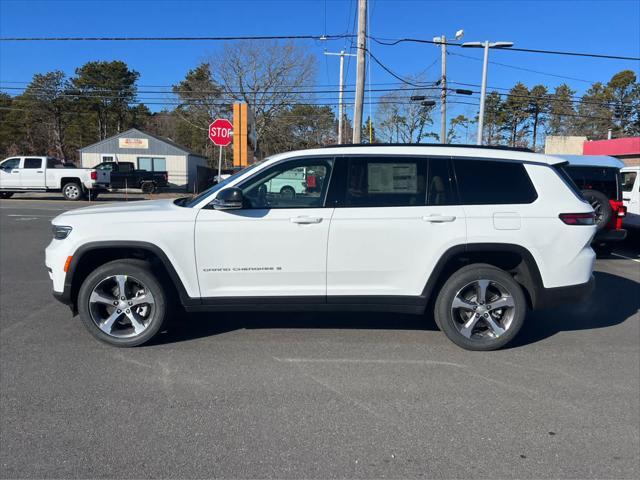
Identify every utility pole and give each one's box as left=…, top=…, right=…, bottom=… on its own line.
left=353, top=0, right=367, bottom=143
left=434, top=30, right=463, bottom=144
left=440, top=35, right=447, bottom=144
left=325, top=50, right=356, bottom=144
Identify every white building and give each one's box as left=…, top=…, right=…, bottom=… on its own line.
left=79, top=128, right=208, bottom=191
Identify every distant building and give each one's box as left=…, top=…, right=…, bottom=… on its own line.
left=544, top=135, right=640, bottom=167
left=544, top=136, right=588, bottom=155
left=79, top=128, right=208, bottom=190
left=583, top=137, right=640, bottom=167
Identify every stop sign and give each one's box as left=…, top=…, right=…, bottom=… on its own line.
left=208, top=119, right=233, bottom=146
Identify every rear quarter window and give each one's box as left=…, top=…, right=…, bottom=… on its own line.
left=453, top=159, right=538, bottom=205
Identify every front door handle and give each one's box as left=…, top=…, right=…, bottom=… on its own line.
left=290, top=216, right=322, bottom=224
left=422, top=214, right=456, bottom=223
left=11, top=170, right=19, bottom=174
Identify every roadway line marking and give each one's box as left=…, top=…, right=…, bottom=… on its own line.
left=0, top=206, right=67, bottom=211
left=611, top=252, right=640, bottom=263
left=7, top=214, right=55, bottom=218
left=273, top=357, right=465, bottom=368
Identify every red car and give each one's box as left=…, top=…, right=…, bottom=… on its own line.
left=560, top=155, right=627, bottom=255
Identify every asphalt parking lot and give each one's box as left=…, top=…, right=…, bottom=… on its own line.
left=1, top=197, right=639, bottom=479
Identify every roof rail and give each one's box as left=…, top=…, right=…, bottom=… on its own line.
left=319, top=143, right=534, bottom=153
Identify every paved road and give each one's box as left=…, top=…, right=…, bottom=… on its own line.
left=1, top=198, right=639, bottom=479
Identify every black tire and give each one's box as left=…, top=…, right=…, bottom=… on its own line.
left=581, top=189, right=612, bottom=231
left=141, top=181, right=156, bottom=194
left=280, top=186, right=295, bottom=199
left=62, top=181, right=83, bottom=201
left=434, top=264, right=527, bottom=351
left=0, top=192, right=14, bottom=199
left=77, top=259, right=168, bottom=347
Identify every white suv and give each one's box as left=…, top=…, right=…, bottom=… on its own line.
left=45, top=145, right=596, bottom=350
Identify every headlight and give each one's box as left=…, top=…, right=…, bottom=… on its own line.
left=52, top=225, right=72, bottom=240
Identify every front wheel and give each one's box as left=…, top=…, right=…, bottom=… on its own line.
left=434, top=264, right=527, bottom=351
left=62, top=182, right=83, bottom=201
left=77, top=259, right=168, bottom=347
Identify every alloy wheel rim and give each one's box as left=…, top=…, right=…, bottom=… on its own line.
left=450, top=279, right=516, bottom=340
left=88, top=275, right=155, bottom=338
left=65, top=185, right=80, bottom=199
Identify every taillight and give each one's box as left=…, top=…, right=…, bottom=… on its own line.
left=559, top=213, right=596, bottom=225
left=90, top=170, right=97, bottom=180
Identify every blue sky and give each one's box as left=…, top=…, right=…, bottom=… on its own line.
left=1, top=0, right=639, bottom=131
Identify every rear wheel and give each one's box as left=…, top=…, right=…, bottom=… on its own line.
left=434, top=264, right=526, bottom=351
left=77, top=260, right=168, bottom=347
left=0, top=192, right=14, bottom=199
left=62, top=182, right=83, bottom=201
left=141, top=181, right=157, bottom=194
left=280, top=186, right=295, bottom=200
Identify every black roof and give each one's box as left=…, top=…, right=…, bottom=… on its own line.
left=320, top=143, right=534, bottom=153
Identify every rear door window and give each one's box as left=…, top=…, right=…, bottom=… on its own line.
left=341, top=157, right=427, bottom=207
left=24, top=158, right=43, bottom=169
left=453, top=159, right=538, bottom=205
left=564, top=166, right=621, bottom=201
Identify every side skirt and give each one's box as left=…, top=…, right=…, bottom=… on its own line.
left=185, top=296, right=426, bottom=315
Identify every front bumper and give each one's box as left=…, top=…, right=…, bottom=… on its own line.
left=534, top=275, right=595, bottom=310
left=593, top=228, right=627, bottom=244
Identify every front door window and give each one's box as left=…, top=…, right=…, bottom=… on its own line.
left=241, top=159, right=333, bottom=209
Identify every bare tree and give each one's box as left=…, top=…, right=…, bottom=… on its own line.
left=207, top=40, right=317, bottom=156
left=375, top=87, right=438, bottom=143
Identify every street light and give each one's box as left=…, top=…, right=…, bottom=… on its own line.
left=462, top=40, right=514, bottom=145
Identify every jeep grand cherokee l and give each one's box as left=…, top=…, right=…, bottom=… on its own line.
left=46, top=145, right=596, bottom=351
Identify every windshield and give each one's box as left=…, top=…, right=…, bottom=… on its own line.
left=182, top=162, right=263, bottom=207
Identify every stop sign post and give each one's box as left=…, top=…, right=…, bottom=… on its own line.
left=209, top=119, right=234, bottom=181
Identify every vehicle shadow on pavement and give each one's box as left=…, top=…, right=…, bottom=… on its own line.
left=151, top=310, right=438, bottom=346
left=150, top=270, right=638, bottom=348
left=509, top=270, right=639, bottom=348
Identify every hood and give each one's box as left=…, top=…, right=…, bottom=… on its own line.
left=53, top=199, right=178, bottom=222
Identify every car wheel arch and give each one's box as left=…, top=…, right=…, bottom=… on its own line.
left=65, top=241, right=196, bottom=313
left=422, top=243, right=544, bottom=310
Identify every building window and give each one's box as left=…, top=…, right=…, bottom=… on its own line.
left=138, top=157, right=166, bottom=172
left=102, top=155, right=115, bottom=163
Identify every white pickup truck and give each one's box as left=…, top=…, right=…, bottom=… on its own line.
left=0, top=156, right=101, bottom=200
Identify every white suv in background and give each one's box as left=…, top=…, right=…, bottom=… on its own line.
left=46, top=145, right=596, bottom=351
left=621, top=166, right=639, bottom=229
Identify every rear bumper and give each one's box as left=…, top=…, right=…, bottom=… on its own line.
left=534, top=275, right=595, bottom=310
left=593, top=228, right=627, bottom=244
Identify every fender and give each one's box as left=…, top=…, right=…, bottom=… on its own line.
left=420, top=243, right=545, bottom=308
left=59, top=240, right=199, bottom=310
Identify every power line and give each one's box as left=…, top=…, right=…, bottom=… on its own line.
left=369, top=35, right=640, bottom=61
left=449, top=51, right=597, bottom=84
left=0, top=34, right=355, bottom=42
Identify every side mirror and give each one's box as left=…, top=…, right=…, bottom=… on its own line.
left=212, top=187, right=243, bottom=210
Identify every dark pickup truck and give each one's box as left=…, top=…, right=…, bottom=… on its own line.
left=94, top=161, right=168, bottom=193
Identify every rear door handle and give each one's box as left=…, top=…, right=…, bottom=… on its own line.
left=290, top=216, right=322, bottom=224
left=37, top=170, right=43, bottom=173
left=422, top=214, right=456, bottom=223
